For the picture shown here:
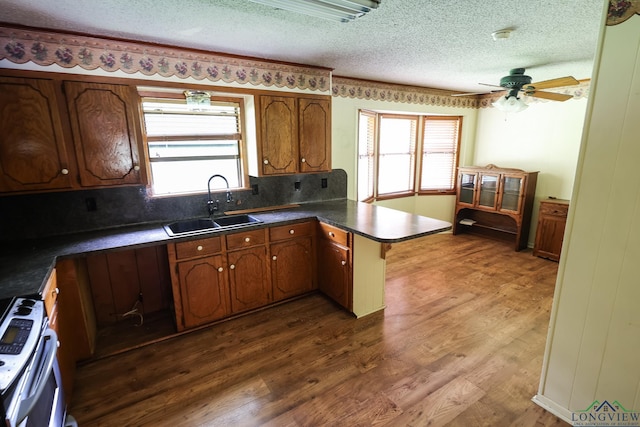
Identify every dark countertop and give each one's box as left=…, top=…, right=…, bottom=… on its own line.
left=0, top=199, right=451, bottom=301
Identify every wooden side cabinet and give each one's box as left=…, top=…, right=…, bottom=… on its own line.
left=533, top=199, right=569, bottom=261
left=453, top=164, right=538, bottom=251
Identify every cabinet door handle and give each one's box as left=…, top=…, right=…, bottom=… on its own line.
left=244, top=237, right=251, bottom=243
left=263, top=159, right=269, bottom=165
left=301, top=157, right=306, bottom=163
left=329, top=232, right=335, bottom=238
left=197, top=245, right=203, bottom=251
left=53, top=287, right=60, bottom=296
left=217, top=267, right=224, bottom=273
left=272, top=255, right=277, bottom=261
left=341, top=260, right=347, bottom=266
left=289, top=229, right=295, bottom=235
left=133, top=165, right=140, bottom=171
left=61, top=168, right=69, bottom=175
left=230, top=264, right=236, bottom=270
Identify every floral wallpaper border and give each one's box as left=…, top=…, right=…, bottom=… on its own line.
left=0, top=26, right=331, bottom=92
left=333, top=76, right=590, bottom=109
left=607, top=0, right=640, bottom=25
left=332, top=76, right=480, bottom=108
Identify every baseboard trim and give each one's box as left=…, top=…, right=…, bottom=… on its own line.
left=532, top=394, right=574, bottom=425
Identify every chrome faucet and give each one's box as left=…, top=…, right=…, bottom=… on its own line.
left=207, top=174, right=233, bottom=216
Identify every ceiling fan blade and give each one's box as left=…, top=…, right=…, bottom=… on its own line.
left=525, top=90, right=573, bottom=102
left=478, top=82, right=505, bottom=89
left=451, top=90, right=502, bottom=97
left=526, top=76, right=579, bottom=90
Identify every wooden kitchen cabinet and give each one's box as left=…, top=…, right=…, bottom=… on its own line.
left=176, top=255, right=231, bottom=329
left=0, top=73, right=147, bottom=194
left=533, top=199, right=569, bottom=261
left=298, top=97, right=331, bottom=173
left=168, top=236, right=230, bottom=331
left=227, top=229, right=270, bottom=313
left=0, top=76, right=74, bottom=192
left=256, top=94, right=331, bottom=175
left=270, top=221, right=316, bottom=301
left=317, top=222, right=352, bottom=310
left=453, top=164, right=538, bottom=251
left=64, top=81, right=146, bottom=187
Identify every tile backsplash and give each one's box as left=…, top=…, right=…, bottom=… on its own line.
left=0, top=170, right=347, bottom=241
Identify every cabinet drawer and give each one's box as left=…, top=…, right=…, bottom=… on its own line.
left=539, top=202, right=569, bottom=217
left=175, top=237, right=222, bottom=259
left=226, top=229, right=266, bottom=250
left=270, top=222, right=313, bottom=242
left=318, top=222, right=350, bottom=247
left=43, top=268, right=58, bottom=316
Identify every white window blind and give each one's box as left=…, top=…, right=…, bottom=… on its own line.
left=357, top=111, right=376, bottom=201
left=420, top=116, right=461, bottom=192
left=378, top=115, right=417, bottom=195
left=141, top=97, right=244, bottom=195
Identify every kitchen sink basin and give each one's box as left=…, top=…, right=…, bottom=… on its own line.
left=164, top=214, right=262, bottom=237
left=213, top=214, right=262, bottom=228
left=164, top=218, right=219, bottom=236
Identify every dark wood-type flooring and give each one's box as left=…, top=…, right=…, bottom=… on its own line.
left=69, top=234, right=570, bottom=426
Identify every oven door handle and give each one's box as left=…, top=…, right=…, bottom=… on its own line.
left=16, top=327, right=58, bottom=424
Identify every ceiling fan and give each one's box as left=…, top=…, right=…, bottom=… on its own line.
left=454, top=68, right=579, bottom=102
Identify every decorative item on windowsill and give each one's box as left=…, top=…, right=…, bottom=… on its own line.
left=184, top=90, right=211, bottom=110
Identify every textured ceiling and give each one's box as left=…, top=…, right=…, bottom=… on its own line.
left=0, top=0, right=606, bottom=93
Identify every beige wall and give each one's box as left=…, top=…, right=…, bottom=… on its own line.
left=534, top=12, right=640, bottom=421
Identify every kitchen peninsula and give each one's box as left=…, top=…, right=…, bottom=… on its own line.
left=0, top=199, right=451, bottom=318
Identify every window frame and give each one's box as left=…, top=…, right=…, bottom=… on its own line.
left=139, top=89, right=250, bottom=197
left=357, top=110, right=462, bottom=202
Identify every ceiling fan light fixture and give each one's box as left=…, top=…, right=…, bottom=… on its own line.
left=247, top=0, right=380, bottom=22
left=492, top=95, right=528, bottom=113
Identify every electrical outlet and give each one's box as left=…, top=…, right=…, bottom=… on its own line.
left=294, top=181, right=301, bottom=191
left=321, top=178, right=328, bottom=188
left=252, top=184, right=259, bottom=195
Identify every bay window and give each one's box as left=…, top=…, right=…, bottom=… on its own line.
left=357, top=110, right=462, bottom=201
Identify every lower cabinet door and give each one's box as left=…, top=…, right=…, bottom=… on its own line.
left=271, top=237, right=315, bottom=301
left=317, top=239, right=351, bottom=309
left=177, top=255, right=230, bottom=329
left=228, top=246, right=271, bottom=313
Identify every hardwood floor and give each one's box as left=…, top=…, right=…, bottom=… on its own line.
left=69, top=234, right=570, bottom=426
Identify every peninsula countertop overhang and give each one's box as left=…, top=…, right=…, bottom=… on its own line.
left=0, top=199, right=452, bottom=301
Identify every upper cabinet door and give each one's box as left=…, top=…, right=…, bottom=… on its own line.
left=298, top=97, right=331, bottom=173
left=0, top=77, right=73, bottom=192
left=258, top=95, right=298, bottom=175
left=64, top=82, right=144, bottom=187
